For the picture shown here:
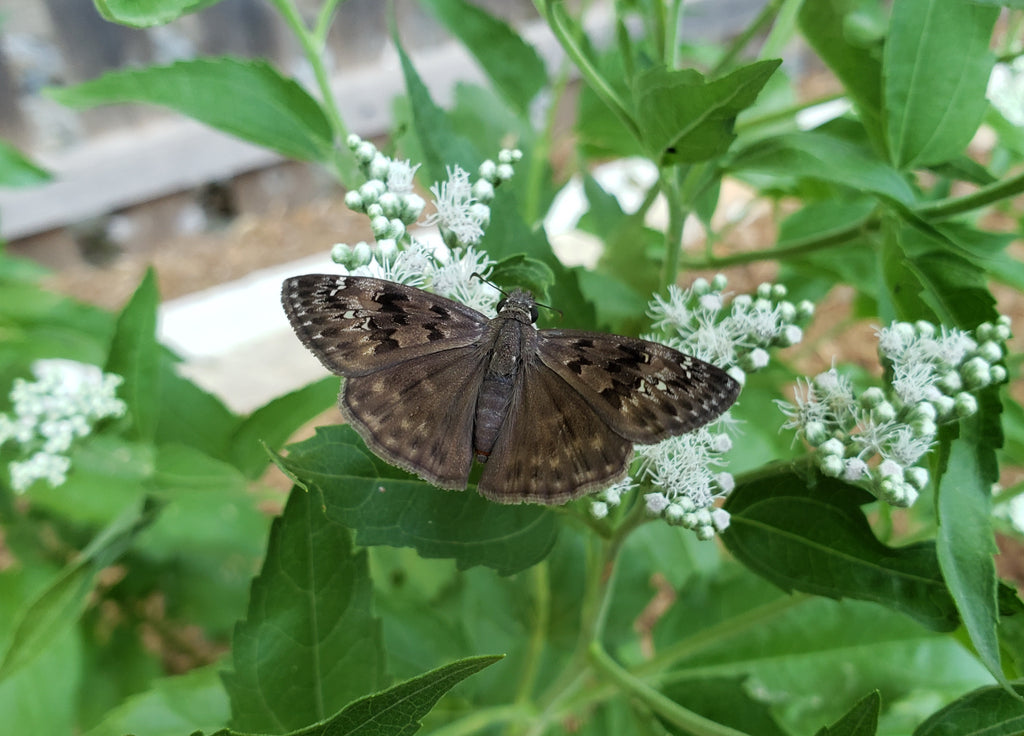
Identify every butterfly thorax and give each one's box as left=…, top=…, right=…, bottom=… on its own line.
left=472, top=291, right=538, bottom=463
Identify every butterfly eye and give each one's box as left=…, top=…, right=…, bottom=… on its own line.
left=529, top=305, right=539, bottom=323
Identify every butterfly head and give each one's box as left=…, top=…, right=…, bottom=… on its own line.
left=496, top=289, right=539, bottom=325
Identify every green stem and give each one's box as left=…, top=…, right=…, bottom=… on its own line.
left=710, top=0, right=785, bottom=76
left=915, top=167, right=1024, bottom=220
left=268, top=0, right=349, bottom=159
left=513, top=562, right=551, bottom=708
left=634, top=593, right=808, bottom=679
left=534, top=0, right=642, bottom=143
left=588, top=642, right=751, bottom=736
left=660, top=169, right=684, bottom=287
left=312, top=0, right=345, bottom=47
left=528, top=502, right=649, bottom=735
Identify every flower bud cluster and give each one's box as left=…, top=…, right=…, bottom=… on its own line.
left=343, top=135, right=426, bottom=244
left=634, top=427, right=737, bottom=539
left=647, top=275, right=814, bottom=387
left=777, top=317, right=1011, bottom=507
left=329, top=141, right=521, bottom=314
left=0, top=359, right=127, bottom=492
left=600, top=278, right=811, bottom=537
left=423, top=149, right=523, bottom=250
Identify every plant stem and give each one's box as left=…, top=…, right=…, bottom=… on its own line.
left=711, top=0, right=785, bottom=77
left=534, top=0, right=642, bottom=143
left=588, top=642, right=751, bottom=736
left=267, top=0, right=349, bottom=175
left=528, top=501, right=649, bottom=734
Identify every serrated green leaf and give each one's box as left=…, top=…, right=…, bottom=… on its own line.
left=222, top=486, right=386, bottom=733
left=0, top=140, right=51, bottom=188
left=276, top=425, right=560, bottom=576
left=633, top=60, right=781, bottom=164
left=48, top=58, right=332, bottom=162
left=105, top=269, right=161, bottom=441
left=914, top=683, right=1024, bottom=736
left=722, top=470, right=960, bottom=631
left=936, top=423, right=1005, bottom=689
left=884, top=0, right=997, bottom=168
left=93, top=0, right=221, bottom=27
left=305, top=655, right=502, bottom=736
left=228, top=376, right=337, bottom=478
left=814, top=691, right=879, bottom=736
left=419, top=0, right=545, bottom=115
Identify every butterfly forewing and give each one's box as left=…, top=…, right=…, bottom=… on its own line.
left=281, top=275, right=488, bottom=375
left=536, top=331, right=740, bottom=443
left=477, top=360, right=633, bottom=504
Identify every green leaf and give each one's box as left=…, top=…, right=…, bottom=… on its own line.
left=656, top=577, right=989, bottom=735
left=153, top=354, right=240, bottom=459
left=276, top=425, right=560, bottom=576
left=914, top=683, right=1024, bottom=735
left=222, top=485, right=387, bottom=733
left=82, top=665, right=229, bottom=736
left=394, top=34, right=479, bottom=184
left=728, top=132, right=916, bottom=204
left=295, top=655, right=502, bottom=736
left=0, top=140, right=51, bottom=188
left=228, top=376, right=337, bottom=479
left=27, top=436, right=154, bottom=525
left=722, top=470, right=960, bottom=631
left=48, top=58, right=332, bottom=162
left=633, top=60, right=781, bottom=164
left=880, top=221, right=998, bottom=326
left=798, top=0, right=885, bottom=152
left=814, top=691, right=879, bottom=736
left=884, top=0, right=998, bottom=168
left=105, top=269, right=161, bottom=441
left=489, top=254, right=556, bottom=300
left=0, top=498, right=158, bottom=680
left=419, top=0, right=545, bottom=115
left=140, top=444, right=268, bottom=562
left=93, top=0, right=221, bottom=27
left=936, top=423, right=1005, bottom=689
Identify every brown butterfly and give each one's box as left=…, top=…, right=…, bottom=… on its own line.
left=281, top=275, right=739, bottom=505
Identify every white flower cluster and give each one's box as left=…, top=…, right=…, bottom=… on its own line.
left=776, top=317, right=1011, bottom=507
left=647, top=275, right=814, bottom=384
left=593, top=277, right=811, bottom=537
left=0, top=359, right=127, bottom=492
left=330, top=136, right=524, bottom=315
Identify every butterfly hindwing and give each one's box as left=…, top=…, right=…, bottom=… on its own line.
left=478, top=359, right=633, bottom=504
left=536, top=330, right=740, bottom=444
left=342, top=344, right=488, bottom=489
left=281, top=274, right=488, bottom=376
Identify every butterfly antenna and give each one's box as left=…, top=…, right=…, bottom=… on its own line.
left=471, top=273, right=562, bottom=319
